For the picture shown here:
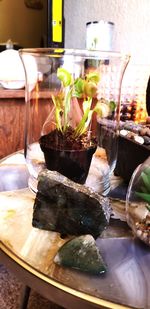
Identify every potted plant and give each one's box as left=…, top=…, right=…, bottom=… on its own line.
left=39, top=67, right=112, bottom=184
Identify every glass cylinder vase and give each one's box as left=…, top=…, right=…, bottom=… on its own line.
left=19, top=48, right=130, bottom=193
left=94, top=53, right=130, bottom=194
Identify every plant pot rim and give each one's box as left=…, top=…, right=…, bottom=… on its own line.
left=40, top=144, right=97, bottom=153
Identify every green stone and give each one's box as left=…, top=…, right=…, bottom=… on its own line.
left=54, top=235, right=107, bottom=275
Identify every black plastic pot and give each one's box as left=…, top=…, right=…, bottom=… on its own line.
left=40, top=137, right=96, bottom=184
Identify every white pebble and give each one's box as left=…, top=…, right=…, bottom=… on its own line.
left=120, top=129, right=129, bottom=137
left=134, top=135, right=144, bottom=144
left=136, top=229, right=142, bottom=237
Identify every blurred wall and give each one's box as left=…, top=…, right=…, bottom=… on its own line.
left=64, top=0, right=150, bottom=63
left=0, top=0, right=47, bottom=48
left=1, top=0, right=149, bottom=61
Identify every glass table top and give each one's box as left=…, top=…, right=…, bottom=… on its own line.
left=0, top=152, right=150, bottom=309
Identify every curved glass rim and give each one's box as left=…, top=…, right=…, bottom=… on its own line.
left=19, top=47, right=130, bottom=60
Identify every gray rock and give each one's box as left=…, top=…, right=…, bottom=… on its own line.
left=32, top=170, right=110, bottom=239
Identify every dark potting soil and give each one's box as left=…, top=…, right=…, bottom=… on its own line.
left=39, top=127, right=97, bottom=151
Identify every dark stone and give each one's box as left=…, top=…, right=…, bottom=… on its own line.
left=143, top=136, right=150, bottom=145
left=32, top=170, right=110, bottom=239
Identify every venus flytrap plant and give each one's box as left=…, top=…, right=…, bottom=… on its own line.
left=52, top=67, right=115, bottom=139
left=39, top=64, right=119, bottom=185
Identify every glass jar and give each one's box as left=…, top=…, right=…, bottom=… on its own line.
left=114, top=63, right=150, bottom=184
left=86, top=20, right=114, bottom=51
left=120, top=63, right=150, bottom=123
left=126, top=156, right=150, bottom=246
left=19, top=48, right=130, bottom=193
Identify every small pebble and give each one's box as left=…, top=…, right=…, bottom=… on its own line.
left=132, top=125, right=142, bottom=134
left=142, top=232, right=149, bottom=239
left=146, top=128, right=150, bottom=137
left=146, top=117, right=150, bottom=124
left=143, top=136, right=150, bottom=145
left=127, top=132, right=135, bottom=139
left=120, top=129, right=129, bottom=137
left=133, top=135, right=144, bottom=144
left=136, top=229, right=142, bottom=237
left=140, top=128, right=148, bottom=136
left=124, top=121, right=134, bottom=130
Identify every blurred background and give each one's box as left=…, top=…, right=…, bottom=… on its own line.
left=0, top=0, right=150, bottom=64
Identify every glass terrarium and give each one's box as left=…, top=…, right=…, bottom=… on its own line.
left=19, top=48, right=129, bottom=193
left=126, top=156, right=150, bottom=246
left=114, top=63, right=150, bottom=184
left=120, top=63, right=150, bottom=123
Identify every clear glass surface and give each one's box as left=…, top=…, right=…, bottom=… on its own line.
left=19, top=48, right=130, bottom=193
left=1, top=153, right=150, bottom=309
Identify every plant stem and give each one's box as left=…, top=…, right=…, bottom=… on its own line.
left=74, top=97, right=92, bottom=137
left=63, top=88, right=72, bottom=132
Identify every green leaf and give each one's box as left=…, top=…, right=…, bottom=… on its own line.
left=143, top=166, right=150, bottom=176
left=74, top=98, right=92, bottom=137
left=94, top=102, right=110, bottom=118
left=109, top=100, right=116, bottom=112
left=83, top=99, right=92, bottom=113
left=86, top=71, right=100, bottom=83
left=142, top=167, right=150, bottom=185
left=84, top=81, right=97, bottom=97
left=80, top=110, right=93, bottom=135
left=57, top=68, right=72, bottom=87
left=74, top=78, right=85, bottom=97
left=63, top=88, right=72, bottom=132
left=52, top=94, right=63, bottom=131
left=55, top=108, right=62, bottom=132
left=141, top=171, right=150, bottom=193
left=140, top=185, right=149, bottom=194
left=135, top=191, right=150, bottom=204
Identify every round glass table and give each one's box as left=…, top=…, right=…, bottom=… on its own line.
left=0, top=152, right=150, bottom=309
